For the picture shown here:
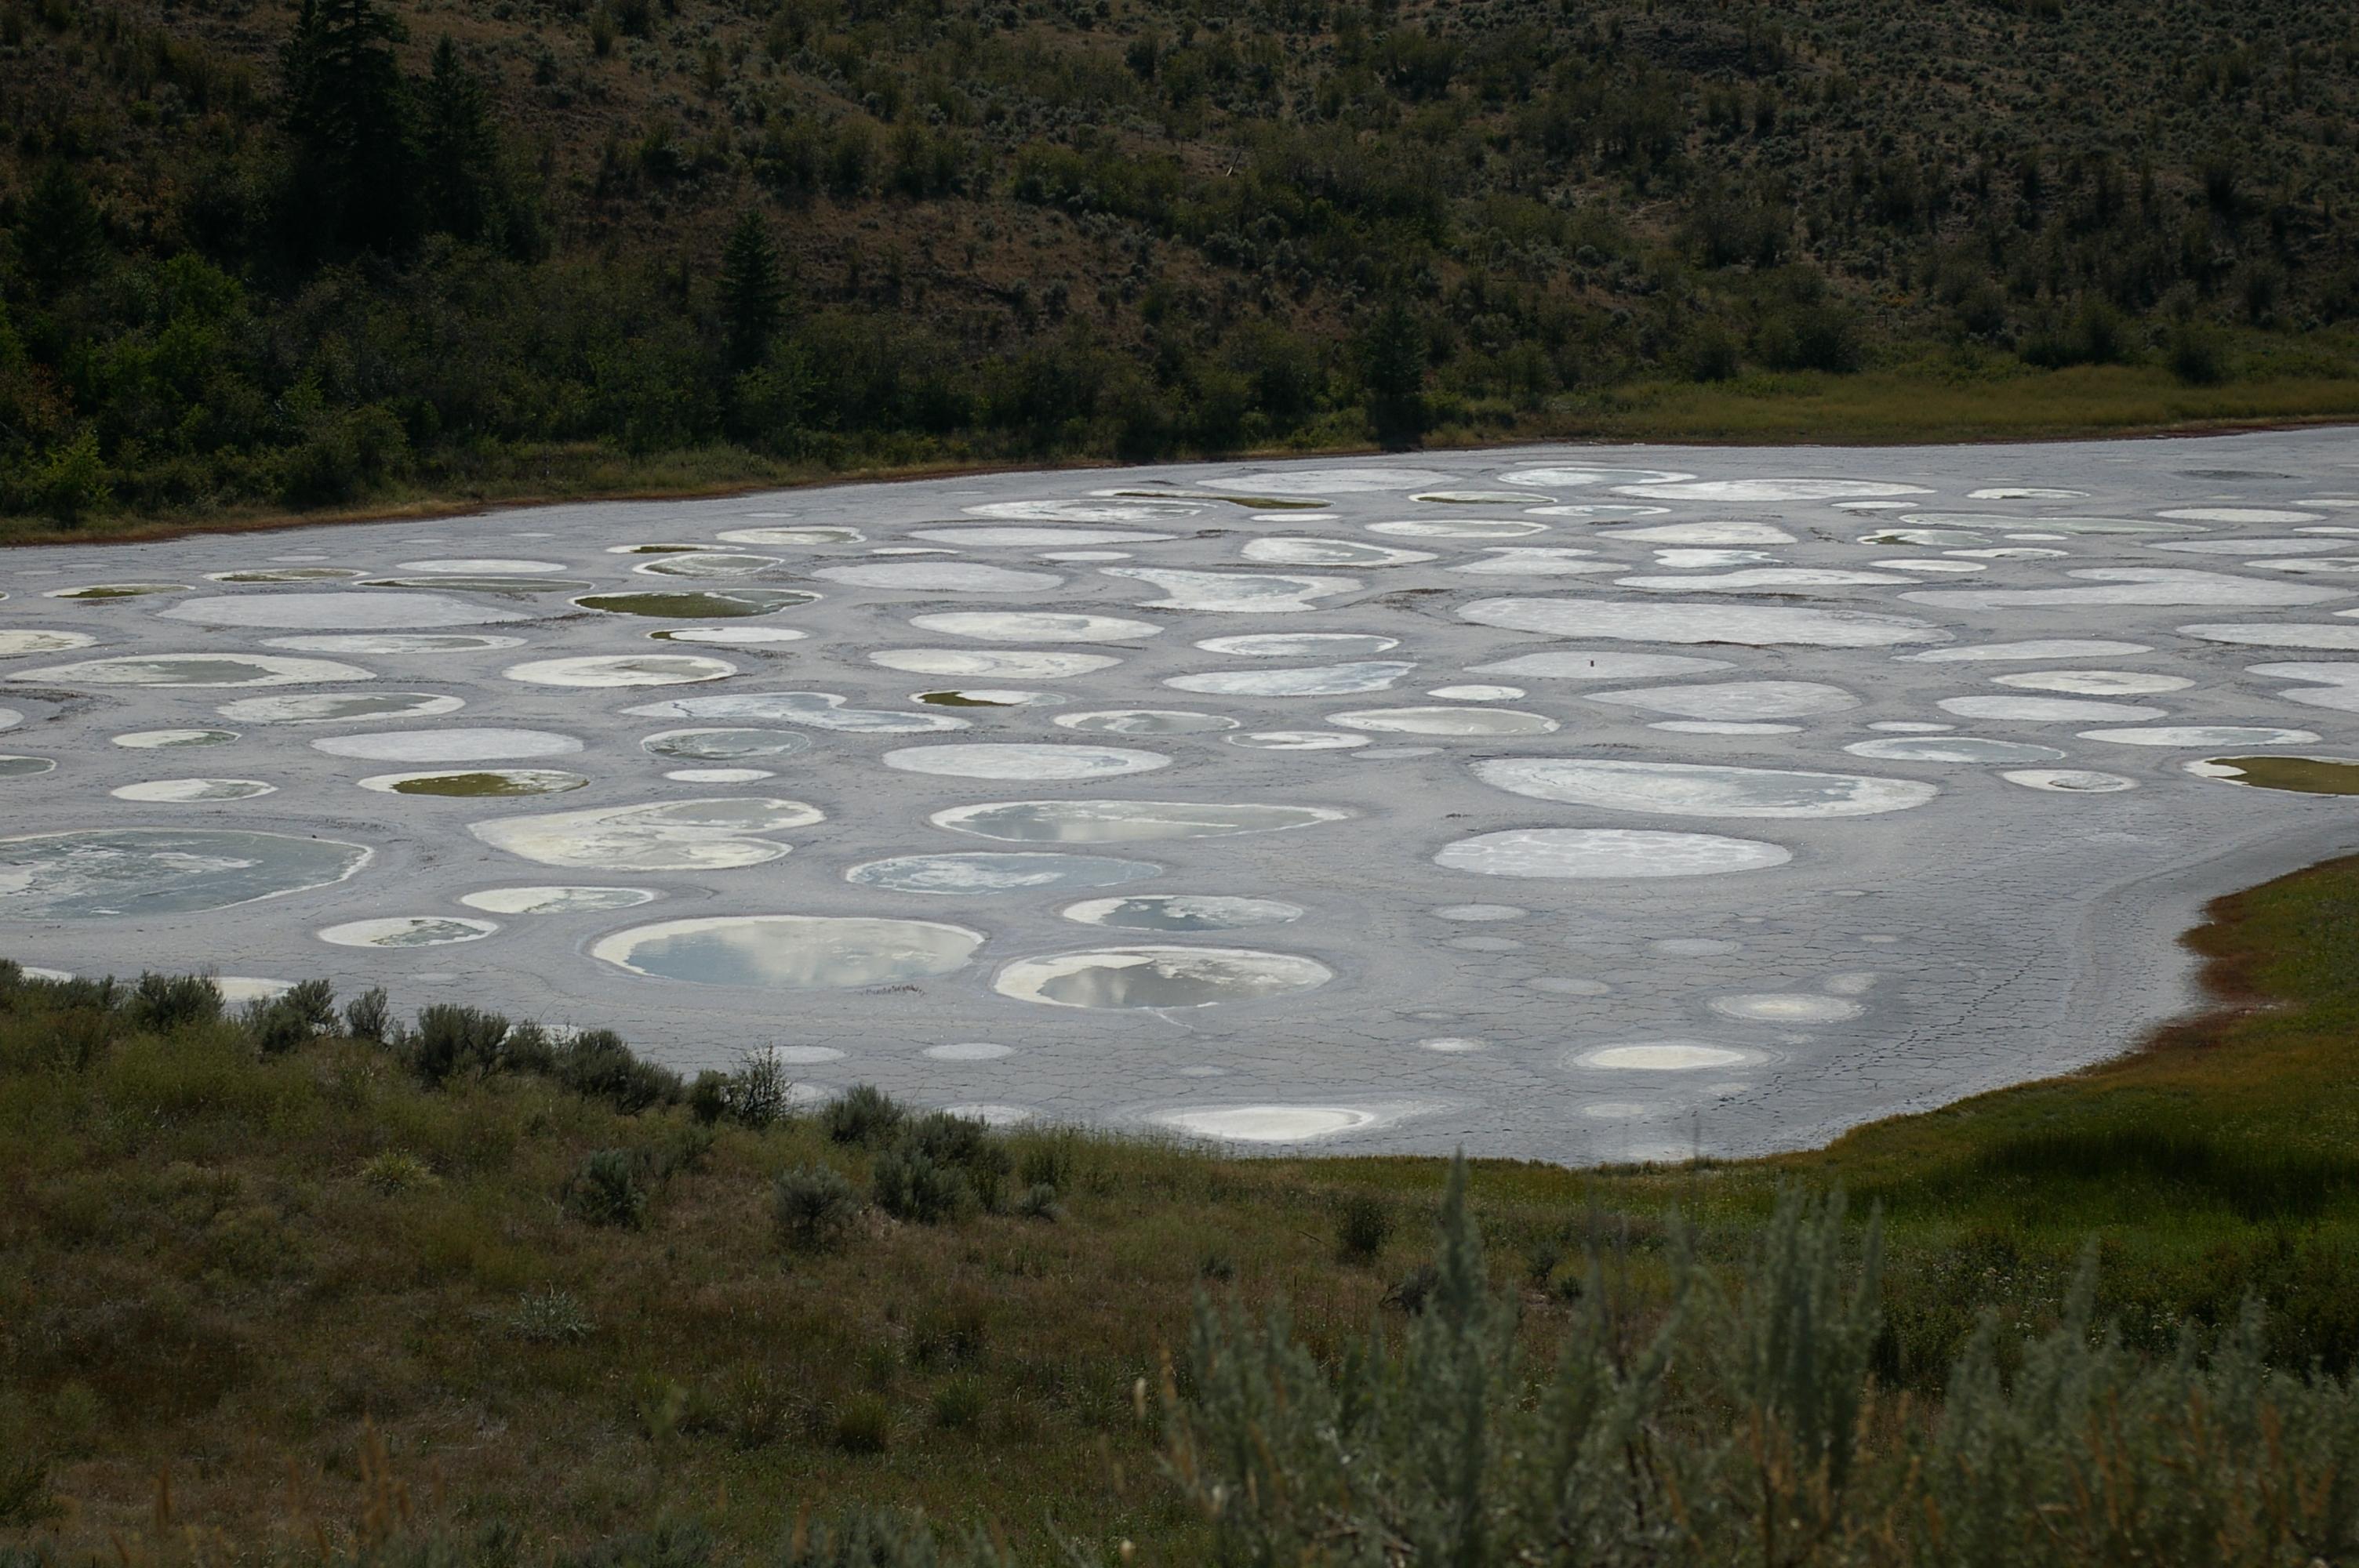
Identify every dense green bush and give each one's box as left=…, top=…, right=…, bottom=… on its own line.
left=564, top=1149, right=650, bottom=1229
left=773, top=1162, right=860, bottom=1251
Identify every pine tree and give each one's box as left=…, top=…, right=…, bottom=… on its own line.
left=418, top=37, right=503, bottom=245
left=718, top=209, right=786, bottom=374
left=279, top=0, right=417, bottom=256
left=16, top=161, right=106, bottom=296
left=1359, top=296, right=1429, bottom=448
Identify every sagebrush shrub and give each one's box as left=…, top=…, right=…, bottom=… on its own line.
left=773, top=1163, right=859, bottom=1251
left=125, top=971, right=221, bottom=1034
left=1335, top=1192, right=1392, bottom=1261
left=871, top=1143, right=971, bottom=1225
left=565, top=1149, right=649, bottom=1229
left=825, top=1083, right=908, bottom=1148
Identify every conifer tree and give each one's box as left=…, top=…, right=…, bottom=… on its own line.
left=16, top=161, right=106, bottom=296
left=279, top=0, right=417, bottom=255
left=718, top=209, right=786, bottom=374
left=1359, top=296, right=1429, bottom=448
left=418, top=37, right=503, bottom=245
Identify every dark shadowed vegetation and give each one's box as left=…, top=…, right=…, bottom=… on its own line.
left=3, top=0, right=2359, bottom=536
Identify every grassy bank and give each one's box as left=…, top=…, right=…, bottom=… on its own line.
left=5, top=354, right=2357, bottom=550
left=5, top=853, right=2359, bottom=1561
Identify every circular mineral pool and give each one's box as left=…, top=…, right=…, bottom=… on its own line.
left=359, top=769, right=587, bottom=797
left=932, top=799, right=1349, bottom=843
left=845, top=852, right=1161, bottom=896
left=639, top=728, right=811, bottom=762
left=1060, top=895, right=1303, bottom=932
left=591, top=915, right=984, bottom=989
left=110, top=777, right=275, bottom=802
left=114, top=729, right=238, bottom=750
left=459, top=886, right=660, bottom=914
left=319, top=916, right=500, bottom=949
left=1435, top=829, right=1792, bottom=879
left=994, top=946, right=1332, bottom=1009
left=0, top=829, right=369, bottom=918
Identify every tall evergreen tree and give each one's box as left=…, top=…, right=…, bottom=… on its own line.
left=418, top=37, right=503, bottom=245
left=279, top=0, right=417, bottom=256
left=718, top=209, right=786, bottom=374
left=16, top=161, right=106, bottom=296
left=1358, top=296, right=1428, bottom=449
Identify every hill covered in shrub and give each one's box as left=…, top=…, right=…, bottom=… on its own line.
left=2, top=0, right=2357, bottom=524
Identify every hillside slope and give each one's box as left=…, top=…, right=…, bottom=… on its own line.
left=2, top=0, right=2357, bottom=524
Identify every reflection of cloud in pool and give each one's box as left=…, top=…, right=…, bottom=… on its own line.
left=909, top=612, right=1159, bottom=643
left=15, top=653, right=374, bottom=688
left=848, top=852, right=1160, bottom=895
left=881, top=742, right=1169, bottom=780
left=1197, top=632, right=1398, bottom=657
left=640, top=728, right=809, bottom=762
left=110, top=778, right=274, bottom=802
left=0, top=829, right=370, bottom=918
left=222, top=691, right=463, bottom=724
left=932, top=799, right=1348, bottom=843
left=0, top=630, right=95, bottom=656
left=1436, top=828, right=1792, bottom=878
left=1473, top=759, right=1934, bottom=817
left=1243, top=538, right=1435, bottom=567
left=1845, top=737, right=2063, bottom=764
left=874, top=648, right=1121, bottom=678
left=994, top=946, right=1332, bottom=1008
left=592, top=914, right=983, bottom=989
left=1328, top=706, right=1558, bottom=736
left=1104, top=566, right=1359, bottom=612
left=1056, top=710, right=1237, bottom=735
left=1062, top=894, right=1303, bottom=931
left=1227, top=731, right=1367, bottom=750
left=460, top=885, right=659, bottom=914
left=471, top=797, right=822, bottom=869
left=1368, top=517, right=1547, bottom=539
left=1169, top=661, right=1413, bottom=697
left=2001, top=769, right=2139, bottom=792
left=319, top=916, right=498, bottom=949
left=503, top=654, right=736, bottom=688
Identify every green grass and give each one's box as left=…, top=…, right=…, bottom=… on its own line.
left=8, top=854, right=2359, bottom=1559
